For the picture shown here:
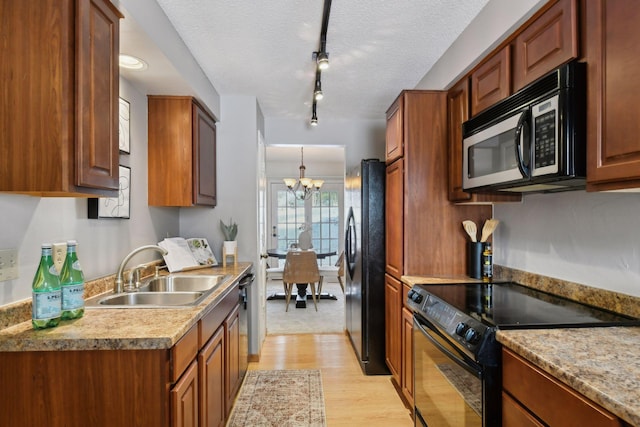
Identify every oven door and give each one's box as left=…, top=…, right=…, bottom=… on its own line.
left=413, top=314, right=483, bottom=427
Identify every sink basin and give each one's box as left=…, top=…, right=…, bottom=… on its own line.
left=85, top=274, right=230, bottom=308
left=138, top=274, right=229, bottom=293
left=88, top=291, right=205, bottom=308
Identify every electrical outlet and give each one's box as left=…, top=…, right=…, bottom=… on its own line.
left=52, top=242, right=67, bottom=274
left=0, top=249, right=19, bottom=281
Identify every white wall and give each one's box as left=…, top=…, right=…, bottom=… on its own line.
left=0, top=78, right=178, bottom=306
left=494, top=192, right=640, bottom=296
left=179, top=96, right=260, bottom=264
left=266, top=117, right=386, bottom=171
left=179, top=95, right=263, bottom=354
left=416, top=0, right=640, bottom=297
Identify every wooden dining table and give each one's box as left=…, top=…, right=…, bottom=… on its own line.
left=266, top=248, right=337, bottom=309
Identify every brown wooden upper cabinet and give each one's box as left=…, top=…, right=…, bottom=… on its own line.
left=469, top=0, right=578, bottom=117
left=513, top=0, right=578, bottom=92
left=148, top=96, right=217, bottom=207
left=584, top=0, right=640, bottom=191
left=0, top=0, right=122, bottom=197
left=385, top=97, right=404, bottom=163
left=471, top=46, right=511, bottom=117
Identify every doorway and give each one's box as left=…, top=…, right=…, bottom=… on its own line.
left=264, top=145, right=346, bottom=334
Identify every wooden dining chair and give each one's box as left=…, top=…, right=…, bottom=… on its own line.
left=318, top=251, right=344, bottom=296
left=282, top=250, right=321, bottom=312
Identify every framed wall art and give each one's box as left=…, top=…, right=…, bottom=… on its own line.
left=88, top=165, right=131, bottom=219
left=119, top=97, right=130, bottom=154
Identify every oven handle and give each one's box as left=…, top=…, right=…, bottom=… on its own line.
left=414, top=315, right=482, bottom=377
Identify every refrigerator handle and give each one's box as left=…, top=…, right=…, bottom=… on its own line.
left=345, top=207, right=357, bottom=279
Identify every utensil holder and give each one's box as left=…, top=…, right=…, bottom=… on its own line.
left=467, top=242, right=484, bottom=279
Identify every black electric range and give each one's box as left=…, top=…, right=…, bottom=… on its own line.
left=408, top=281, right=640, bottom=427
left=407, top=281, right=640, bottom=363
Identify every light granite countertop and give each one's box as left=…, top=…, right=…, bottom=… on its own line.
left=0, top=262, right=252, bottom=352
left=401, top=275, right=485, bottom=286
left=498, top=327, right=640, bottom=426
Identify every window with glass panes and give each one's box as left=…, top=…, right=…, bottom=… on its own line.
left=271, top=182, right=342, bottom=267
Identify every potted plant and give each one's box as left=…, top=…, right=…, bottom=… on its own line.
left=220, top=218, right=238, bottom=254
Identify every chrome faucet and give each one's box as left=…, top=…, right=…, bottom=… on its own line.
left=114, top=245, right=168, bottom=293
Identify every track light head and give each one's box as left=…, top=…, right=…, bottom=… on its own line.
left=315, top=51, right=329, bottom=70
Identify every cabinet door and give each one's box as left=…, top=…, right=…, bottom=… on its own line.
left=199, top=326, right=225, bottom=427
left=171, top=360, right=199, bottom=427
left=448, top=79, right=472, bottom=201
left=401, top=306, right=414, bottom=407
left=384, top=274, right=402, bottom=385
left=225, top=305, right=241, bottom=416
left=585, top=0, right=640, bottom=190
left=0, top=0, right=120, bottom=196
left=471, top=46, right=511, bottom=116
left=513, top=0, right=578, bottom=92
left=385, top=97, right=404, bottom=163
left=385, top=160, right=404, bottom=279
left=193, top=103, right=217, bottom=206
left=75, top=0, right=120, bottom=190
left=503, top=392, right=545, bottom=427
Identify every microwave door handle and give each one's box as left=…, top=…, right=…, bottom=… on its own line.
left=514, top=109, right=530, bottom=177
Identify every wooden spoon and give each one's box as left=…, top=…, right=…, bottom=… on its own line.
left=462, top=220, right=477, bottom=242
left=480, top=219, right=500, bottom=242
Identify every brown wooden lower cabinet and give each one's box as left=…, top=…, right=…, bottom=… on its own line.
left=502, top=348, right=624, bottom=427
left=225, top=304, right=241, bottom=418
left=172, top=360, right=199, bottom=427
left=385, top=273, right=402, bottom=385
left=401, top=306, right=414, bottom=407
left=0, top=286, right=242, bottom=427
left=199, top=326, right=225, bottom=427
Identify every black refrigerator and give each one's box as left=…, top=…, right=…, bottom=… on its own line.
left=344, top=159, right=389, bottom=375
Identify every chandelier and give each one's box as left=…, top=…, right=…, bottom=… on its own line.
left=283, top=147, right=324, bottom=200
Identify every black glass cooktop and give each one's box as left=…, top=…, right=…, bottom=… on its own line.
left=417, top=282, right=640, bottom=329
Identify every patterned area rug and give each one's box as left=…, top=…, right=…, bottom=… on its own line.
left=436, top=363, right=482, bottom=416
left=227, top=369, right=326, bottom=427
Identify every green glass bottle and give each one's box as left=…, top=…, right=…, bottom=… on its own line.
left=32, top=243, right=61, bottom=329
left=60, top=240, right=85, bottom=320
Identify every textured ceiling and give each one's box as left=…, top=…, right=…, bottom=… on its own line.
left=154, top=0, right=490, bottom=121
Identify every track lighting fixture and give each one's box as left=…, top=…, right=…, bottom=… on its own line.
left=314, top=71, right=323, bottom=101
left=308, top=0, right=332, bottom=126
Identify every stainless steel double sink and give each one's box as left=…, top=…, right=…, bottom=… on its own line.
left=86, top=274, right=230, bottom=308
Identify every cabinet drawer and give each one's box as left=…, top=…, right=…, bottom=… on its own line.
left=172, top=324, right=199, bottom=383
left=502, top=348, right=621, bottom=427
left=199, top=283, right=239, bottom=347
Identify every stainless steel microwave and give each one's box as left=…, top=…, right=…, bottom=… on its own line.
left=462, top=61, right=586, bottom=193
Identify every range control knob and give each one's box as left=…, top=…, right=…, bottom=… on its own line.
left=455, top=322, right=468, bottom=337
left=464, top=328, right=481, bottom=344
left=412, top=293, right=423, bottom=304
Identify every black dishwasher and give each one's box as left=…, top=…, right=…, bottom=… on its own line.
left=238, top=273, right=254, bottom=379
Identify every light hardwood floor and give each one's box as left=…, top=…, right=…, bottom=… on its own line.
left=248, top=333, right=413, bottom=426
